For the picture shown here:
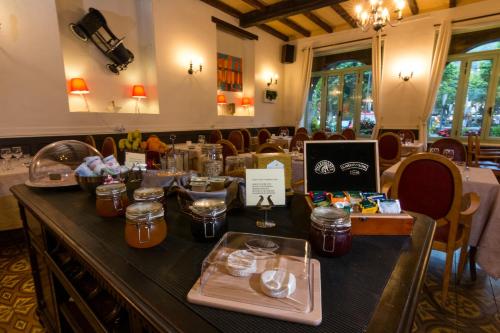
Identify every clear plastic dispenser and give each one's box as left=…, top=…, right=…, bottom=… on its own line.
left=199, top=232, right=313, bottom=313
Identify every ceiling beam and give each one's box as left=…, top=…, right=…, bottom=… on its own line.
left=279, top=18, right=311, bottom=37
left=257, top=24, right=290, bottom=41
left=408, top=0, right=419, bottom=15
left=211, top=17, right=258, bottom=40
left=449, top=0, right=457, bottom=8
left=200, top=0, right=241, bottom=18
left=330, top=4, right=356, bottom=28
left=303, top=12, right=334, bottom=33
left=241, top=0, right=266, bottom=10
left=240, top=0, right=347, bottom=27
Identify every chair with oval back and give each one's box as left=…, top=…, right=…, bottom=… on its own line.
left=240, top=128, right=252, bottom=152
left=101, top=136, right=118, bottom=158
left=256, top=143, right=285, bottom=154
left=209, top=130, right=223, bottom=144
left=398, top=129, right=416, bottom=143
left=257, top=129, right=272, bottom=145
left=341, top=128, right=356, bottom=140
left=83, top=135, right=96, bottom=148
left=388, top=153, right=480, bottom=303
left=327, top=133, right=347, bottom=140
left=216, top=139, right=238, bottom=171
left=312, top=131, right=328, bottom=140
left=430, top=138, right=467, bottom=162
left=378, top=132, right=401, bottom=173
left=290, top=133, right=310, bottom=153
left=227, top=130, right=245, bottom=153
left=296, top=127, right=308, bottom=136
left=278, top=127, right=290, bottom=136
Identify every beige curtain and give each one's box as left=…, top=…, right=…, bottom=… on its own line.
left=293, top=46, right=314, bottom=127
left=370, top=33, right=383, bottom=138
left=420, top=20, right=452, bottom=147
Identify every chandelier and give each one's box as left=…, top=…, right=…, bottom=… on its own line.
left=354, top=0, right=406, bottom=32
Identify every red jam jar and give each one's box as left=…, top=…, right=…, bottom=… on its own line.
left=310, top=206, right=352, bottom=257
left=95, top=183, right=129, bottom=217
left=125, top=202, right=166, bottom=248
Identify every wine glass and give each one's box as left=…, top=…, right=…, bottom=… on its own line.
left=1, top=148, right=12, bottom=170
left=12, top=147, right=23, bottom=166
left=296, top=140, right=304, bottom=153
left=443, top=149, right=455, bottom=161
left=280, top=129, right=287, bottom=137
left=198, top=135, right=206, bottom=145
left=429, top=147, right=440, bottom=154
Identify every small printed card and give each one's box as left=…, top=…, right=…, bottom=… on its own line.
left=125, top=152, right=146, bottom=170
left=245, top=169, right=286, bottom=206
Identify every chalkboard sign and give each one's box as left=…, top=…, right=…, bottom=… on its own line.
left=304, top=140, right=380, bottom=193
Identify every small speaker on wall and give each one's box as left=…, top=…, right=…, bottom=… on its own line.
left=281, top=44, right=296, bottom=64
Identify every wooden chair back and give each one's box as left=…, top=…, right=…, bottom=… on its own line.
left=256, top=143, right=285, bottom=154
left=83, top=135, right=96, bottom=148
left=290, top=133, right=310, bottom=152
left=296, top=127, right=308, bottom=135
left=312, top=131, right=327, bottom=140
left=101, top=137, right=117, bottom=158
left=228, top=130, right=245, bottom=153
left=216, top=139, right=238, bottom=170
left=240, top=128, right=252, bottom=152
left=209, top=130, right=223, bottom=144
left=257, top=129, right=272, bottom=145
left=430, top=138, right=467, bottom=162
left=378, top=132, right=401, bottom=167
left=341, top=128, right=356, bottom=140
left=398, top=130, right=415, bottom=143
left=278, top=127, right=290, bottom=136
left=328, top=133, right=347, bottom=140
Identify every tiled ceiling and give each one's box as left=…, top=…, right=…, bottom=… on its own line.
left=202, top=0, right=487, bottom=41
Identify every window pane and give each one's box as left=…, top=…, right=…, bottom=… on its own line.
left=488, top=76, right=500, bottom=138
left=341, top=73, right=357, bottom=131
left=461, top=59, right=493, bottom=136
left=326, top=60, right=365, bottom=70
left=325, top=76, right=340, bottom=132
left=360, top=70, right=375, bottom=136
left=305, top=76, right=322, bottom=133
left=467, top=41, right=500, bottom=53
left=428, top=61, right=461, bottom=138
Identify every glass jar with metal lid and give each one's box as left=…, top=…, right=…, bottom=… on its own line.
left=310, top=206, right=352, bottom=257
left=95, top=183, right=129, bottom=217
left=125, top=202, right=166, bottom=248
left=201, top=144, right=223, bottom=177
left=189, top=199, right=227, bottom=242
left=133, top=187, right=166, bottom=210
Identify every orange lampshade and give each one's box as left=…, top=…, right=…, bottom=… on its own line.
left=69, top=78, right=89, bottom=94
left=241, top=97, right=252, bottom=106
left=132, top=85, right=147, bottom=98
left=217, top=94, right=227, bottom=104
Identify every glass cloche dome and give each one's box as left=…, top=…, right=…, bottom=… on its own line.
left=27, top=140, right=102, bottom=187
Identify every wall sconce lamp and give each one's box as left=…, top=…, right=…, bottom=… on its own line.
left=132, top=85, right=147, bottom=113
left=267, top=73, right=278, bottom=87
left=398, top=70, right=413, bottom=82
left=217, top=94, right=227, bottom=104
left=69, top=78, right=90, bottom=112
left=188, top=60, right=203, bottom=75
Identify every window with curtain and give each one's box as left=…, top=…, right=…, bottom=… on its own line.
left=304, top=48, right=374, bottom=136
left=428, top=27, right=500, bottom=142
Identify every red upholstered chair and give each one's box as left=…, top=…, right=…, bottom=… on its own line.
left=296, top=127, right=308, bottom=135
left=328, top=133, right=347, bottom=140
left=83, top=135, right=96, bottom=148
left=240, top=128, right=252, bottom=152
left=341, top=128, right=356, bottom=140
left=216, top=139, right=238, bottom=170
left=312, top=131, right=327, bottom=140
left=430, top=138, right=467, bottom=162
left=278, top=127, right=290, bottom=136
left=290, top=133, right=310, bottom=153
left=257, top=129, right=272, bottom=145
left=388, top=153, right=480, bottom=303
left=228, top=130, right=245, bottom=153
left=256, top=143, right=285, bottom=154
left=209, top=130, right=223, bottom=144
left=378, top=132, right=401, bottom=173
left=101, top=137, right=117, bottom=158
left=398, top=129, right=416, bottom=143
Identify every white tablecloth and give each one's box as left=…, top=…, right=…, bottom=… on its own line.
left=382, top=161, right=500, bottom=278
left=401, top=142, right=425, bottom=157
left=269, top=136, right=292, bottom=149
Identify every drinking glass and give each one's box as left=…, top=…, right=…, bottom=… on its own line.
left=443, top=149, right=455, bottom=161
left=429, top=147, right=440, bottom=154
left=12, top=147, right=22, bottom=167
left=280, top=129, right=287, bottom=137
left=296, top=140, right=304, bottom=153
left=1, top=148, right=12, bottom=170
left=198, top=135, right=206, bottom=144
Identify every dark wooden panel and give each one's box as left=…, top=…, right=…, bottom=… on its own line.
left=312, top=48, right=372, bottom=71
left=408, top=0, right=419, bottom=15
left=449, top=27, right=500, bottom=55
left=257, top=24, right=290, bottom=41
left=200, top=0, right=241, bottom=18
left=212, top=16, right=259, bottom=40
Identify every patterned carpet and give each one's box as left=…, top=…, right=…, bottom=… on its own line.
left=0, top=230, right=498, bottom=332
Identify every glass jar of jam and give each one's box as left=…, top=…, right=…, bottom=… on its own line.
left=133, top=187, right=166, bottom=211
left=189, top=199, right=227, bottom=242
left=96, top=183, right=129, bottom=217
left=125, top=202, right=166, bottom=248
left=310, top=206, right=352, bottom=257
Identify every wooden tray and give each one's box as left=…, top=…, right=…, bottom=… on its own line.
left=187, top=259, right=322, bottom=326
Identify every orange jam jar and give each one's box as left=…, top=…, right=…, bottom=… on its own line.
left=125, top=202, right=166, bottom=248
left=95, top=183, right=129, bottom=217
left=133, top=187, right=166, bottom=211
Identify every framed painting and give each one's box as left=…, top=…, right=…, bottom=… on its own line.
left=217, top=53, right=242, bottom=92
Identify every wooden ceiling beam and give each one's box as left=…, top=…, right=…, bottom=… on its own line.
left=240, top=0, right=347, bottom=27
left=257, top=24, right=290, bottom=41
left=279, top=18, right=311, bottom=37
left=449, top=0, right=457, bottom=8
left=241, top=0, right=266, bottom=10
left=211, top=17, right=258, bottom=40
left=408, top=0, right=419, bottom=15
left=303, top=12, right=334, bottom=33
left=330, top=4, right=357, bottom=28
left=200, top=0, right=241, bottom=18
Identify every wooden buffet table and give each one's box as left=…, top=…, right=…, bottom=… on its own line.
left=11, top=184, right=435, bottom=333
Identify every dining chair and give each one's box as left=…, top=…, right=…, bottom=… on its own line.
left=312, top=131, right=327, bottom=140
left=327, top=133, right=347, bottom=140
left=101, top=136, right=118, bottom=158
left=378, top=132, right=401, bottom=173
left=83, top=135, right=96, bottom=148
left=467, top=135, right=500, bottom=175
left=240, top=128, right=252, bottom=152
left=227, top=130, right=245, bottom=153
left=341, top=128, right=356, bottom=140
left=430, top=138, right=467, bottom=162
left=387, top=153, right=480, bottom=303
left=290, top=133, right=310, bottom=153
left=278, top=127, right=290, bottom=136
left=216, top=139, right=238, bottom=170
left=398, top=130, right=416, bottom=143
left=209, top=130, right=223, bottom=144
left=296, top=127, right=308, bottom=135
left=256, top=143, right=285, bottom=154
left=257, top=129, right=272, bottom=145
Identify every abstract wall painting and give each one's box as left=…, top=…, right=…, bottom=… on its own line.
left=217, top=53, right=242, bottom=92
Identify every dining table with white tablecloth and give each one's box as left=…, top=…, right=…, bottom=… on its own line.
left=0, top=164, right=29, bottom=230
left=401, top=142, right=425, bottom=157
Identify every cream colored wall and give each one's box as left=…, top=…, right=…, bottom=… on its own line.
left=0, top=0, right=286, bottom=138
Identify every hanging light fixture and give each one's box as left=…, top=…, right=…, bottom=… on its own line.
left=354, top=0, right=406, bottom=32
